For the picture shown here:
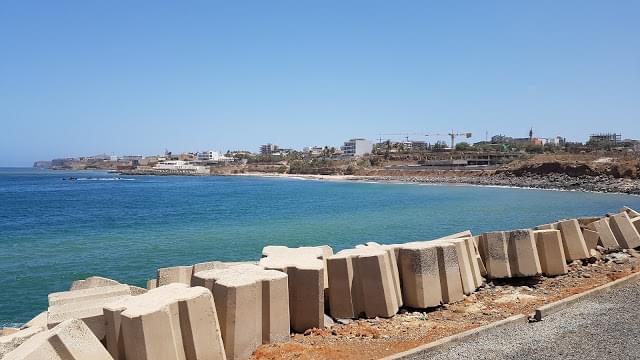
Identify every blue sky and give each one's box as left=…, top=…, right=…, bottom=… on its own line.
left=1, top=1, right=638, bottom=166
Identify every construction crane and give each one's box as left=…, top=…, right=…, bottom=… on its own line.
left=447, top=131, right=473, bottom=149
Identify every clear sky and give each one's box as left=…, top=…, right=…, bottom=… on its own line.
left=1, top=1, right=638, bottom=166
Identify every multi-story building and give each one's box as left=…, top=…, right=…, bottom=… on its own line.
left=260, top=143, right=279, bottom=155
left=341, top=138, right=373, bottom=157
left=197, top=151, right=233, bottom=163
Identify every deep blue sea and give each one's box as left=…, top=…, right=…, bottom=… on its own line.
left=1, top=167, right=639, bottom=327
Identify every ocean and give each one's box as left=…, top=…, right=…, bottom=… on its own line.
left=1, top=167, right=639, bottom=327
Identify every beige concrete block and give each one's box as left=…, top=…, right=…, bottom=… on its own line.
left=192, top=264, right=289, bottom=360
left=70, top=276, right=120, bottom=291
left=328, top=246, right=400, bottom=319
left=47, top=285, right=132, bottom=340
left=0, top=326, right=44, bottom=358
left=582, top=228, right=600, bottom=250
left=398, top=243, right=442, bottom=308
left=3, top=319, right=112, bottom=360
left=432, top=238, right=476, bottom=295
left=478, top=232, right=511, bottom=279
left=472, top=236, right=487, bottom=277
left=437, top=230, right=473, bottom=240
left=536, top=222, right=558, bottom=230
left=1, top=328, right=19, bottom=336
left=103, top=283, right=225, bottom=360
left=587, top=218, right=620, bottom=250
left=20, top=312, right=47, bottom=330
left=351, top=243, right=403, bottom=308
left=577, top=217, right=600, bottom=227
left=157, top=265, right=193, bottom=286
left=506, top=229, right=542, bottom=277
left=128, top=286, right=147, bottom=296
left=464, top=237, right=484, bottom=287
left=49, top=284, right=131, bottom=307
left=609, top=212, right=640, bottom=249
left=436, top=243, right=464, bottom=304
left=557, top=219, right=590, bottom=261
left=260, top=246, right=328, bottom=332
left=622, top=206, right=640, bottom=218
left=533, top=230, right=568, bottom=276
left=146, top=279, right=157, bottom=290
left=633, top=217, right=640, bottom=234
left=262, top=245, right=333, bottom=289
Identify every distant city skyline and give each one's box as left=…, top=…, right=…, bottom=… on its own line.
left=1, top=1, right=638, bottom=167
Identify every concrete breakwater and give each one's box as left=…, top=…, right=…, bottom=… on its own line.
left=2, top=207, right=640, bottom=360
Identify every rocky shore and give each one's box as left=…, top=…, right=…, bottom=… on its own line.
left=348, top=173, right=640, bottom=196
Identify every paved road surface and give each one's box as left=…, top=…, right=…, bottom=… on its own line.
left=405, top=279, right=640, bottom=360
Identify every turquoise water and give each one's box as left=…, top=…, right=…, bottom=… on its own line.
left=1, top=167, right=639, bottom=326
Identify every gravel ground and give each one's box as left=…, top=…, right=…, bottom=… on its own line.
left=405, top=280, right=640, bottom=360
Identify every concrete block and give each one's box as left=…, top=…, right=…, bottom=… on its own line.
left=260, top=246, right=328, bottom=332
left=327, top=246, right=400, bottom=319
left=20, top=312, right=47, bottom=330
left=103, top=283, right=226, bottom=360
left=1, top=328, right=19, bottom=336
left=3, top=319, right=112, bottom=360
left=398, top=243, right=442, bottom=308
left=536, top=222, right=558, bottom=230
left=472, top=236, right=487, bottom=277
left=157, top=265, right=193, bottom=286
left=622, top=206, right=640, bottom=218
left=432, top=238, right=477, bottom=295
left=478, top=232, right=511, bottom=279
left=557, top=219, right=590, bottom=261
left=609, top=212, right=640, bottom=249
left=436, top=243, right=464, bottom=304
left=47, top=285, right=132, bottom=340
left=633, top=217, right=640, bottom=234
left=582, top=228, right=600, bottom=250
left=192, top=264, right=289, bottom=360
left=70, top=276, right=120, bottom=291
left=506, top=229, right=542, bottom=277
left=577, top=217, right=600, bottom=227
left=1, top=326, right=45, bottom=358
left=533, top=230, right=568, bottom=276
left=587, top=218, right=620, bottom=250
left=146, top=279, right=157, bottom=290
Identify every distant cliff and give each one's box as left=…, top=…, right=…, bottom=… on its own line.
left=32, top=161, right=51, bottom=169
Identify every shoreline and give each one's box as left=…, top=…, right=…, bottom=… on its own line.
left=227, top=171, right=640, bottom=196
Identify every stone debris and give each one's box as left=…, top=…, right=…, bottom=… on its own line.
left=0, top=326, right=45, bottom=358
left=557, top=219, right=590, bottom=261
left=47, top=284, right=133, bottom=340
left=103, top=283, right=226, bottom=360
left=192, top=264, right=289, bottom=360
left=609, top=212, right=640, bottom=249
left=3, top=319, right=113, bottom=360
left=533, top=229, right=568, bottom=276
left=259, top=245, right=332, bottom=332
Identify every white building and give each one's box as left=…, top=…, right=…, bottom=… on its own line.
left=341, top=138, right=373, bottom=157
left=153, top=160, right=208, bottom=174
left=197, top=151, right=233, bottom=163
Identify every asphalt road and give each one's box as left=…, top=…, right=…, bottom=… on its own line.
left=405, top=279, right=640, bottom=360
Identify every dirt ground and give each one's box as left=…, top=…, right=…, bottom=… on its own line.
left=253, top=251, right=640, bottom=360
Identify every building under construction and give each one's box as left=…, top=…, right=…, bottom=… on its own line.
left=589, top=133, right=622, bottom=145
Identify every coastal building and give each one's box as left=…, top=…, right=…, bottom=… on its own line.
left=341, top=138, right=373, bottom=157
left=153, top=160, right=208, bottom=174
left=197, top=151, right=233, bottom=163
left=260, top=144, right=279, bottom=156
